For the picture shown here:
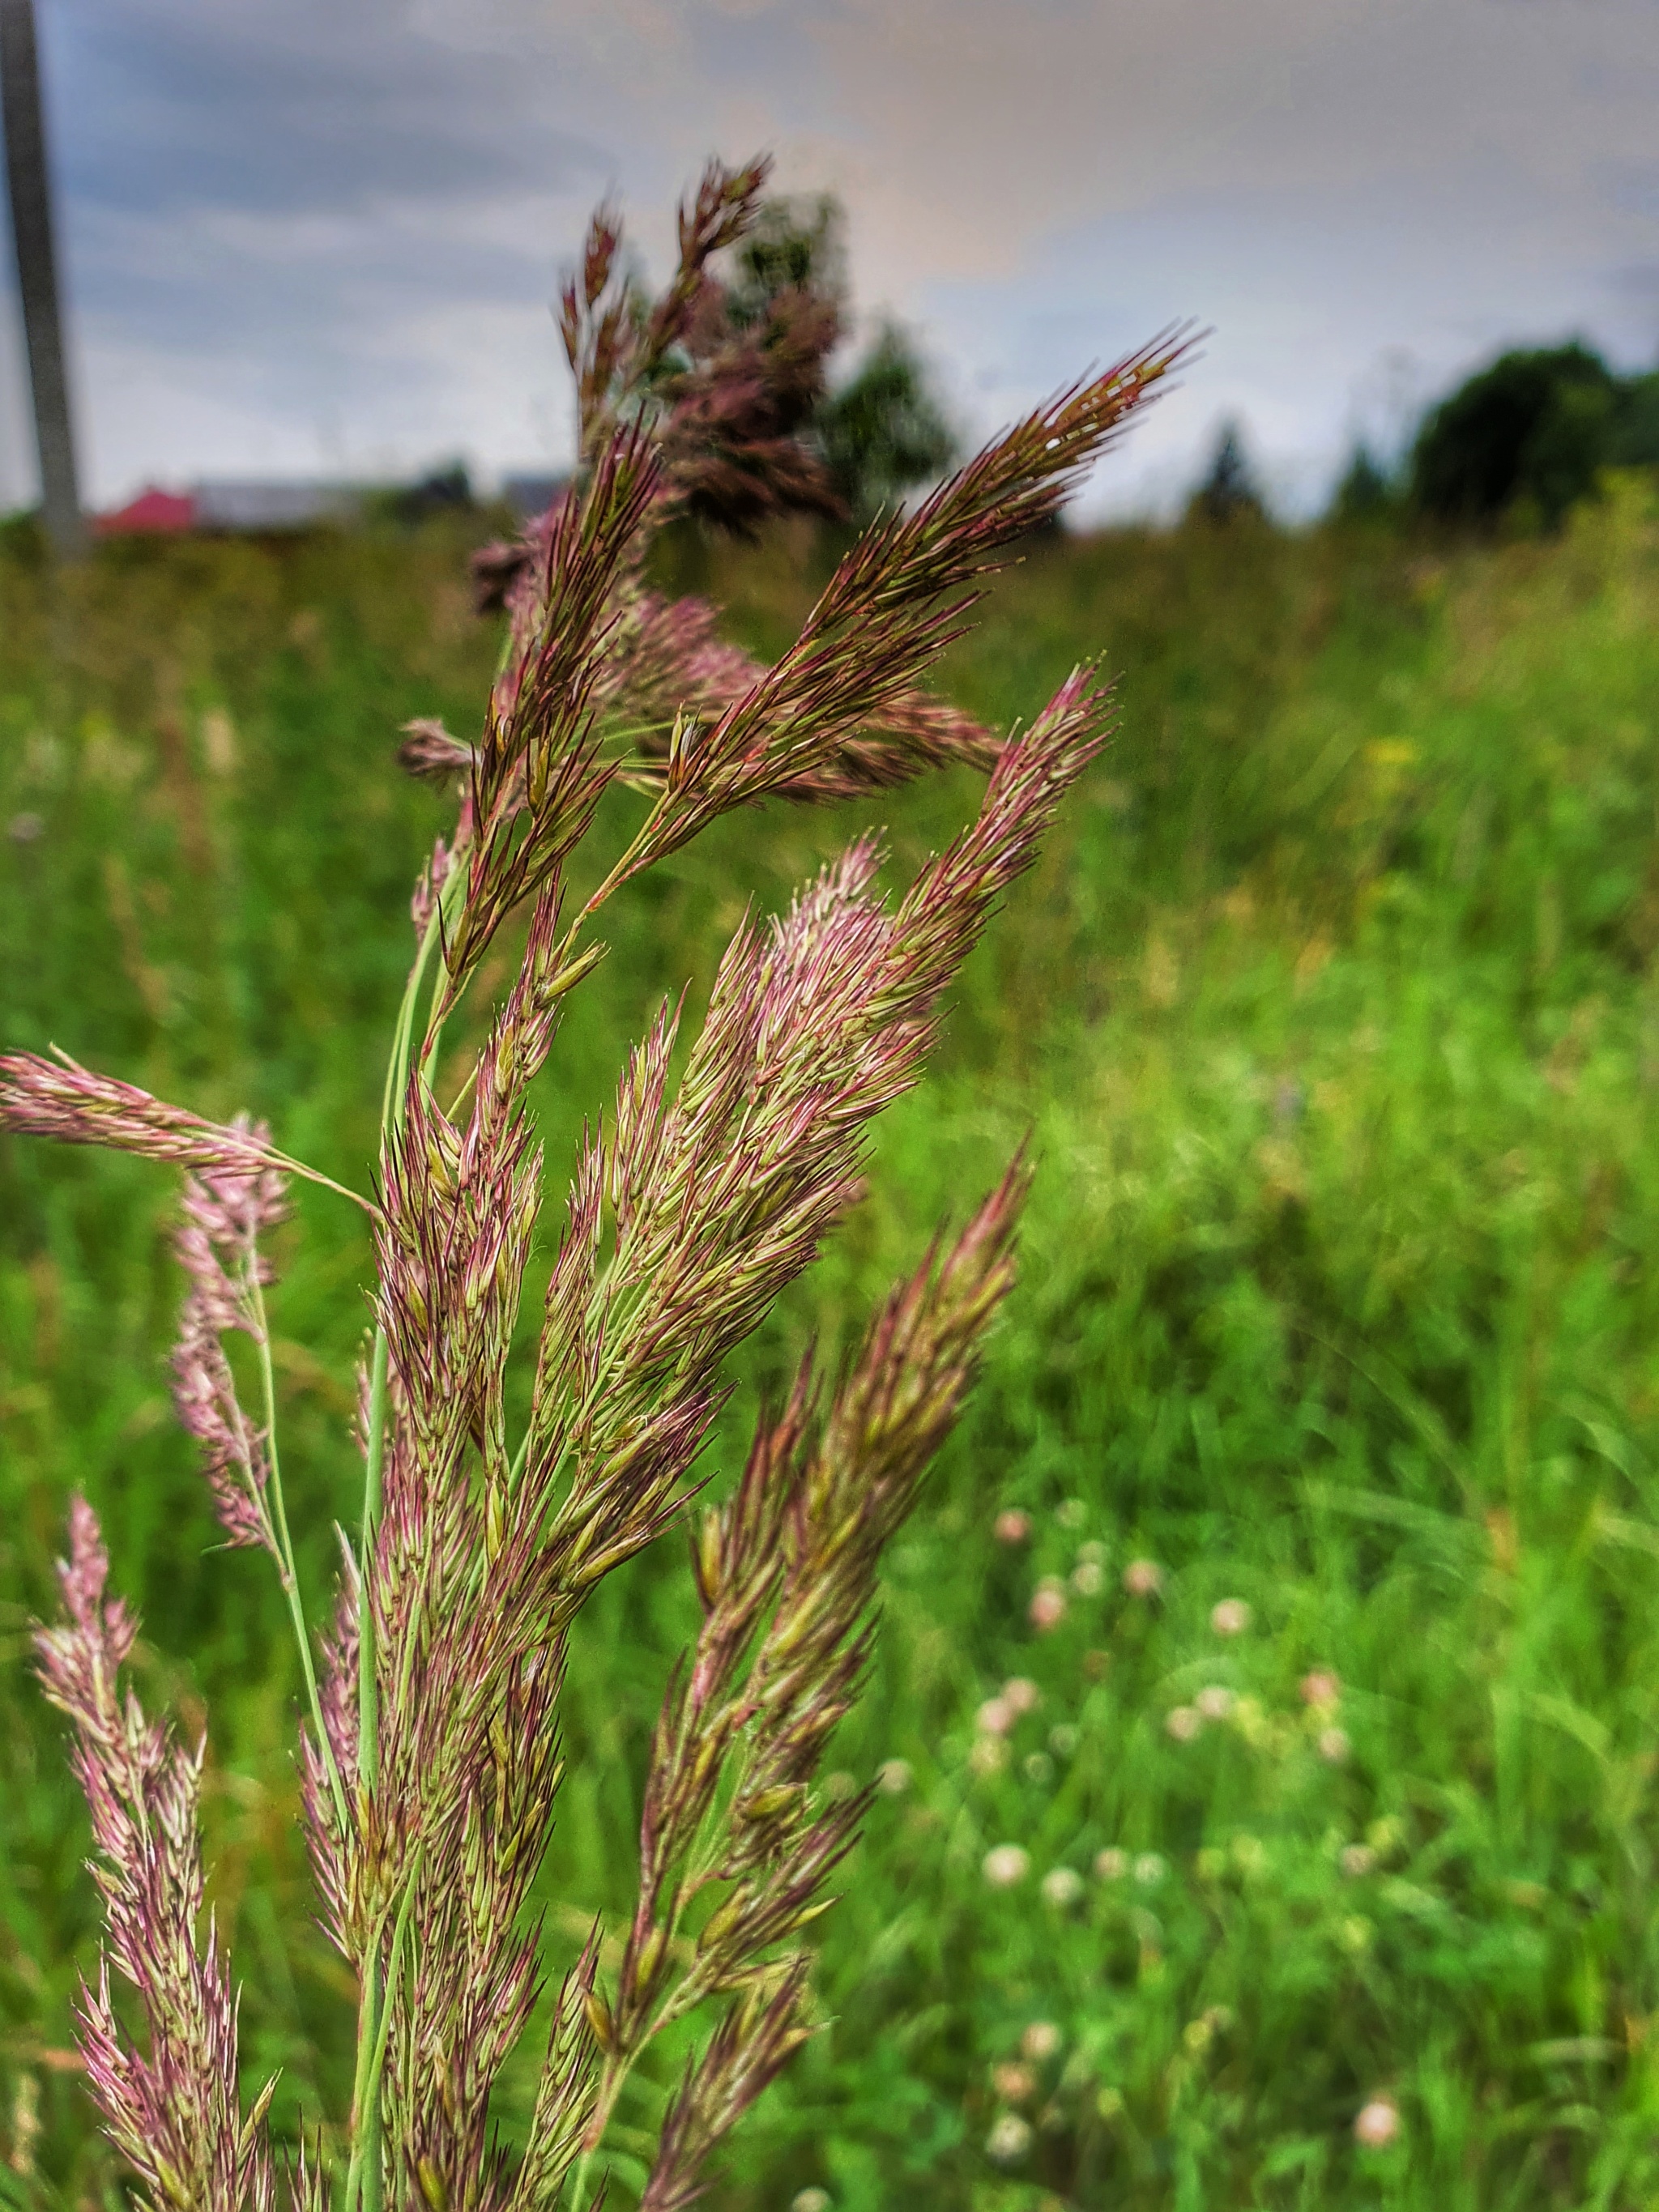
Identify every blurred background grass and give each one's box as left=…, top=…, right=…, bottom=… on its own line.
left=5, top=479, right=1659, bottom=2209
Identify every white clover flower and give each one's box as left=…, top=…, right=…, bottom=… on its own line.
left=1040, top=1866, right=1085, bottom=1908
left=791, top=2193, right=832, bottom=2212
left=985, top=2112, right=1033, bottom=2165
left=983, top=1843, right=1030, bottom=1888
left=1132, top=1851, right=1166, bottom=1886
left=994, top=1508, right=1032, bottom=1545
left=1029, top=1579, right=1068, bottom=1631
left=876, top=1758, right=911, bottom=1795
left=1122, top=1558, right=1162, bottom=1598
left=992, top=2061, right=1037, bottom=2103
left=1340, top=1843, right=1375, bottom=1877
left=1070, top=1559, right=1104, bottom=1596
left=977, top=1695, right=1014, bottom=1736
left=1001, top=1676, right=1042, bottom=1715
left=1319, top=1725, right=1352, bottom=1765
left=1165, top=1705, right=1201, bottom=1741
left=1021, top=2019, right=1063, bottom=2062
left=1195, top=1685, right=1235, bottom=1720
left=970, top=1733, right=1009, bottom=1778
left=1210, top=1598, right=1252, bottom=1636
left=1056, top=1497, right=1087, bottom=1529
left=1354, top=2097, right=1400, bottom=2147
left=1094, top=1847, right=1129, bottom=1881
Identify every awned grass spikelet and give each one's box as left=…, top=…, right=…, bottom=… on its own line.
left=0, top=158, right=1178, bottom=2211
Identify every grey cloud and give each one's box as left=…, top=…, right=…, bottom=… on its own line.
left=47, top=0, right=603, bottom=219
left=5, top=0, right=1657, bottom=506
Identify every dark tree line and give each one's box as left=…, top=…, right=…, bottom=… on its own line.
left=1409, top=343, right=1659, bottom=529
left=1329, top=343, right=1659, bottom=533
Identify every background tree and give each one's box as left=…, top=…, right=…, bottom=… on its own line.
left=817, top=322, right=957, bottom=522
left=1610, top=369, right=1659, bottom=469
left=1328, top=441, right=1397, bottom=524
left=723, top=190, right=846, bottom=330
left=676, top=188, right=957, bottom=528
left=1188, top=418, right=1265, bottom=525
left=1409, top=342, right=1621, bottom=530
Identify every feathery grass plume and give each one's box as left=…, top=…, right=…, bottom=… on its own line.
left=169, top=1125, right=290, bottom=1553
left=33, top=1499, right=283, bottom=2212
left=557, top=153, right=842, bottom=531
left=582, top=1168, right=1029, bottom=2194
left=0, top=1049, right=370, bottom=1211
left=1, top=1050, right=286, bottom=1175
left=10, top=156, right=1180, bottom=2210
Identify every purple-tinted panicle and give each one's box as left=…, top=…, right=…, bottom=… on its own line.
left=15, top=154, right=1168, bottom=2211
left=576, top=1170, right=1027, bottom=2183
left=437, top=430, right=659, bottom=1012
left=638, top=1959, right=815, bottom=2212
left=300, top=1540, right=360, bottom=1957
left=167, top=1124, right=289, bottom=1555
left=520, top=664, right=1099, bottom=1605
left=0, top=1050, right=284, bottom=1176
left=170, top=1304, right=273, bottom=1552
left=561, top=159, right=779, bottom=481
left=595, top=587, right=1002, bottom=802
left=505, top=1932, right=603, bottom=2212
left=610, top=349, right=1177, bottom=872
left=34, top=1499, right=280, bottom=2212
left=397, top=716, right=473, bottom=782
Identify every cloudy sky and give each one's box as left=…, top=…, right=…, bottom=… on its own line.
left=2, top=0, right=1657, bottom=517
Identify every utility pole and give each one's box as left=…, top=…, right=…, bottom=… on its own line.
left=0, top=0, right=84, bottom=557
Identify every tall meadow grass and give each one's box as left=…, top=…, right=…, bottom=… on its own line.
left=6, top=477, right=1659, bottom=2207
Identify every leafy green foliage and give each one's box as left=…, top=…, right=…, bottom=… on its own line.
left=6, top=482, right=1659, bottom=2206
left=717, top=191, right=957, bottom=522
left=1410, top=343, right=1659, bottom=532
left=724, top=193, right=847, bottom=332
left=817, top=325, right=957, bottom=523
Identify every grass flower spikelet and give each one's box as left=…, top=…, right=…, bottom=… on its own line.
left=8, top=156, right=1172, bottom=2210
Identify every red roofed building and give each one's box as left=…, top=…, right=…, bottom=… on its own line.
left=94, top=485, right=197, bottom=535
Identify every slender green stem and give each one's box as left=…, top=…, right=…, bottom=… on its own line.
left=347, top=889, right=455, bottom=2212
left=382, top=895, right=446, bottom=1126
left=351, top=1851, right=420, bottom=2212
left=360, top=1946, right=384, bottom=2212
left=343, top=1926, right=383, bottom=2212
left=251, top=1280, right=349, bottom=1839
left=367, top=1858, right=421, bottom=2098
left=268, top=1154, right=380, bottom=1217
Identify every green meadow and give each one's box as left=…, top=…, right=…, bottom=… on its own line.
left=5, top=478, right=1659, bottom=2210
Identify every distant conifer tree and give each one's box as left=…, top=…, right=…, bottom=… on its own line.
left=1189, top=419, right=1265, bottom=524
left=1330, top=441, right=1397, bottom=522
